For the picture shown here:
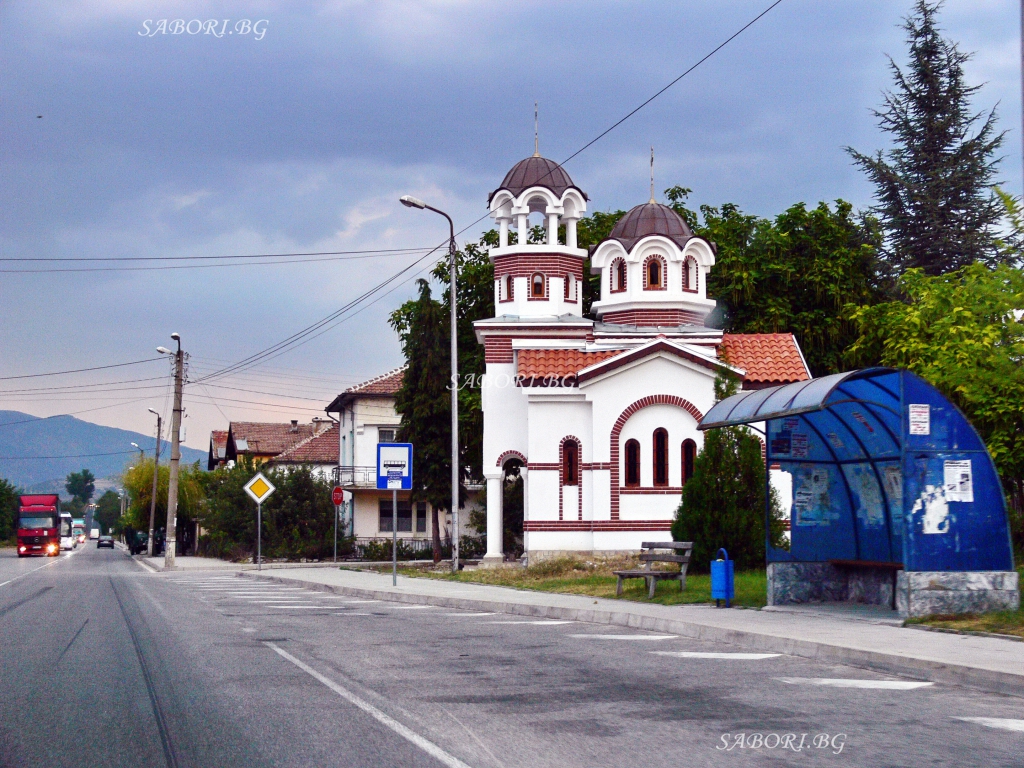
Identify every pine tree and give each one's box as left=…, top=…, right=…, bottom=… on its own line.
left=848, top=0, right=1006, bottom=276
left=390, top=279, right=460, bottom=562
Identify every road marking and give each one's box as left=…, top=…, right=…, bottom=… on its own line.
left=953, top=717, right=1024, bottom=732
left=486, top=620, right=574, bottom=625
left=444, top=612, right=496, bottom=617
left=776, top=678, right=933, bottom=689
left=391, top=605, right=436, bottom=610
left=347, top=599, right=380, bottom=603
left=0, top=555, right=70, bottom=587
left=262, top=606, right=325, bottom=609
left=335, top=612, right=372, bottom=616
left=247, top=600, right=316, bottom=604
left=652, top=651, right=780, bottom=659
left=569, top=634, right=676, bottom=641
left=265, top=642, right=474, bottom=768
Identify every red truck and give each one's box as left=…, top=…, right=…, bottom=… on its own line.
left=17, top=494, right=62, bottom=557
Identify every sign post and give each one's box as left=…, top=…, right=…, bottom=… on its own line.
left=244, top=472, right=276, bottom=571
left=331, top=486, right=350, bottom=563
left=377, top=443, right=413, bottom=586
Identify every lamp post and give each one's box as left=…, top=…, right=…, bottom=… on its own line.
left=146, top=408, right=162, bottom=558
left=157, top=333, right=184, bottom=569
left=399, top=195, right=460, bottom=572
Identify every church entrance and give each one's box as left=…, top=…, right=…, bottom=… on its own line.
left=502, top=458, right=525, bottom=559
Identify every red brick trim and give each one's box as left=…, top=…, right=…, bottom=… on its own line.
left=484, top=337, right=514, bottom=363
left=584, top=462, right=613, bottom=470
left=558, top=435, right=582, bottom=521
left=498, top=274, right=514, bottom=303
left=527, top=273, right=548, bottom=300
left=619, top=487, right=683, bottom=495
left=524, top=520, right=673, bottom=532
left=642, top=254, right=667, bottom=291
left=610, top=257, right=627, bottom=294
left=682, top=255, right=699, bottom=293
left=493, top=253, right=584, bottom=281
left=526, top=462, right=559, bottom=471
left=610, top=395, right=703, bottom=520
left=496, top=450, right=527, bottom=468
left=601, top=309, right=705, bottom=326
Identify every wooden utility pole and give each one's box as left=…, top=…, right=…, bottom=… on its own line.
left=147, top=411, right=162, bottom=557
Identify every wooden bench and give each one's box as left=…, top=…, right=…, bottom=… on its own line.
left=613, top=542, right=693, bottom=599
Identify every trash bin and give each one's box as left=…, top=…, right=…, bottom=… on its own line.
left=711, top=548, right=734, bottom=608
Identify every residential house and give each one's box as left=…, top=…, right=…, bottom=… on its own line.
left=207, top=430, right=228, bottom=471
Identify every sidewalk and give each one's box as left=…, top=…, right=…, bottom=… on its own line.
left=238, top=566, right=1024, bottom=697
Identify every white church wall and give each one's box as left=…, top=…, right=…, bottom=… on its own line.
left=482, top=363, right=528, bottom=469
left=617, top=494, right=681, bottom=520
left=616, top=403, right=701, bottom=488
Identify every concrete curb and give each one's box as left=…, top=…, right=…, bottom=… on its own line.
left=241, top=571, right=1024, bottom=698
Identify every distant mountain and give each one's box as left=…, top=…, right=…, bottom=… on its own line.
left=0, top=411, right=207, bottom=490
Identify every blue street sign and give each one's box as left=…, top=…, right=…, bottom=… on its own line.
left=377, top=443, right=413, bottom=490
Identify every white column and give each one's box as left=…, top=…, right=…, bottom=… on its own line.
left=547, top=213, right=558, bottom=245
left=565, top=217, right=578, bottom=249
left=499, top=218, right=509, bottom=248
left=482, top=472, right=503, bottom=565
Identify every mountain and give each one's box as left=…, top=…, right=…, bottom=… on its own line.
left=0, top=411, right=207, bottom=490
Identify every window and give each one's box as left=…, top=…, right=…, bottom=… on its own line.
left=562, top=440, right=579, bottom=486
left=378, top=428, right=396, bottom=443
left=502, top=274, right=514, bottom=301
left=379, top=499, right=412, bottom=532
left=683, top=257, right=697, bottom=292
left=611, top=259, right=627, bottom=292
left=653, top=428, right=669, bottom=487
left=564, top=273, right=574, bottom=300
left=416, top=502, right=427, bottom=533
left=531, top=273, right=545, bottom=298
left=625, top=439, right=640, bottom=487
left=646, top=258, right=663, bottom=289
left=682, top=439, right=696, bottom=485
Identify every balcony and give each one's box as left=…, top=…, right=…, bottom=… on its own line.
left=332, top=465, right=378, bottom=488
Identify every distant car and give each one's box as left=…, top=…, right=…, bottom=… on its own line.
left=96, top=535, right=114, bottom=549
left=77, top=533, right=86, bottom=545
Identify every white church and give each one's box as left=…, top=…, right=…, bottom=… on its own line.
left=474, top=151, right=811, bottom=563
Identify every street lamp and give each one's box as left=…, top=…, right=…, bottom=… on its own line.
left=146, top=408, right=163, bottom=558
left=399, top=194, right=460, bottom=572
left=131, top=442, right=144, bottom=460
left=157, top=333, right=184, bottom=569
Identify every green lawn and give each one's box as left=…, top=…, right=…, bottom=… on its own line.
left=393, top=556, right=768, bottom=608
left=909, top=566, right=1024, bottom=639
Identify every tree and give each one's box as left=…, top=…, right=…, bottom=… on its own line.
left=672, top=374, right=785, bottom=572
left=846, top=262, right=1024, bottom=554
left=122, top=459, right=204, bottom=554
left=0, top=477, right=19, bottom=542
left=390, top=279, right=461, bottom=562
left=65, top=469, right=95, bottom=506
left=848, top=0, right=1006, bottom=276
left=93, top=489, right=121, bottom=535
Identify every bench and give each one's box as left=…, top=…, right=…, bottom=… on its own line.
left=613, top=542, right=693, bottom=599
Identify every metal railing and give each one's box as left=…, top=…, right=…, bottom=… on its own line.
left=332, top=466, right=377, bottom=487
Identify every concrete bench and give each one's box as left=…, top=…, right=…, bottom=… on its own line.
left=614, top=541, right=693, bottom=599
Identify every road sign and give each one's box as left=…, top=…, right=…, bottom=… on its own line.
left=244, top=472, right=276, bottom=504
left=376, top=443, right=413, bottom=490
left=332, top=485, right=345, bottom=506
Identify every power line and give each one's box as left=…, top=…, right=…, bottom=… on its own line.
left=0, top=449, right=136, bottom=460
left=0, top=246, right=430, bottom=262
left=0, top=358, right=165, bottom=382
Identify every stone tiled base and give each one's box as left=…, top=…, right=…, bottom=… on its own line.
left=896, top=571, right=1020, bottom=618
left=767, top=562, right=896, bottom=608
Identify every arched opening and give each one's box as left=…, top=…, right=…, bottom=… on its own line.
left=531, top=273, right=545, bottom=298
left=562, top=440, right=579, bottom=485
left=653, top=428, right=669, bottom=487
left=564, top=273, right=575, bottom=301
left=645, top=256, right=665, bottom=290
left=624, top=439, right=641, bottom=487
left=682, top=439, right=696, bottom=485
left=503, top=274, right=514, bottom=301
left=683, top=257, right=698, bottom=292
left=611, top=258, right=627, bottom=292
left=502, top=458, right=524, bottom=559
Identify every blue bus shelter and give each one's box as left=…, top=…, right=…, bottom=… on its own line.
left=699, top=368, right=1018, bottom=616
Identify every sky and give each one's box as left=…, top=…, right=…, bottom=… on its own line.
left=1, top=0, right=1022, bottom=453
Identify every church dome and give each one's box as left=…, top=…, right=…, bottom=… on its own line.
left=489, top=155, right=585, bottom=202
left=605, top=202, right=693, bottom=251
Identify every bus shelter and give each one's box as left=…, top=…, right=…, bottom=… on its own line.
left=699, top=368, right=1018, bottom=617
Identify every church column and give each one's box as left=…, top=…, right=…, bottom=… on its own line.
left=547, top=213, right=559, bottom=245
left=481, top=470, right=504, bottom=566
left=498, top=217, right=510, bottom=248
left=564, top=217, right=578, bottom=249
left=517, top=213, right=529, bottom=240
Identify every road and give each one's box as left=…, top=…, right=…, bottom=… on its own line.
left=0, top=545, right=1021, bottom=767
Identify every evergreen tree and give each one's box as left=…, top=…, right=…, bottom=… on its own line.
left=0, top=477, right=20, bottom=542
left=65, top=468, right=95, bottom=506
left=848, top=0, right=1006, bottom=276
left=390, top=279, right=463, bottom=562
left=671, top=375, right=784, bottom=571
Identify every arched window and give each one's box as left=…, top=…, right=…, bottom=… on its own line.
left=644, top=255, right=666, bottom=290
left=503, top=274, right=514, bottom=301
left=564, top=273, right=574, bottom=300
left=683, top=257, right=698, bottom=292
left=682, top=439, right=696, bottom=485
left=562, top=440, right=579, bottom=486
left=624, top=439, right=641, bottom=487
left=653, top=428, right=669, bottom=487
left=531, top=273, right=545, bottom=298
left=611, top=259, right=627, bottom=292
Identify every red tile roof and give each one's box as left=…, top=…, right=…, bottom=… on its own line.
left=273, top=424, right=338, bottom=464
left=209, top=430, right=228, bottom=459
left=347, top=367, right=405, bottom=395
left=227, top=421, right=328, bottom=458
left=517, top=349, right=622, bottom=384
left=720, top=333, right=810, bottom=385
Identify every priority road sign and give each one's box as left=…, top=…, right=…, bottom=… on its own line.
left=244, top=472, right=276, bottom=504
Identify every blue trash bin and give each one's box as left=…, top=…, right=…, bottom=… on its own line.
left=710, top=548, right=734, bottom=608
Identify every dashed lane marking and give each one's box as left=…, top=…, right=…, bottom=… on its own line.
left=444, top=612, right=496, bottom=617
left=390, top=605, right=436, bottom=610
left=569, top=634, right=676, bottom=641
left=776, top=678, right=933, bottom=689
left=953, top=718, right=1024, bottom=732
left=653, top=651, right=780, bottom=660
left=486, top=620, right=574, bottom=625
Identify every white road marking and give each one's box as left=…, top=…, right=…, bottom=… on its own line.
left=263, top=606, right=325, bottom=609
left=486, top=620, right=574, bottom=625
left=335, top=612, right=372, bottom=616
left=653, top=651, right=780, bottom=660
left=570, top=634, right=676, bottom=641
left=347, top=600, right=380, bottom=604
left=954, top=717, right=1024, bottom=732
left=776, top=678, right=933, bottom=689
left=0, top=554, right=71, bottom=587
left=265, top=642, right=474, bottom=768
left=444, top=612, right=496, bottom=617
left=391, top=605, right=436, bottom=610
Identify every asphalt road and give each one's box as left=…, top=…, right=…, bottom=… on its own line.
left=0, top=546, right=1021, bottom=767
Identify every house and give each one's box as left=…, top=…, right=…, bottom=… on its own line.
left=207, top=430, right=228, bottom=471
left=475, top=153, right=811, bottom=563
left=324, top=367, right=476, bottom=550
left=220, top=418, right=333, bottom=466
left=268, top=423, right=339, bottom=481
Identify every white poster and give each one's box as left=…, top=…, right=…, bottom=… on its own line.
left=943, top=460, right=973, bottom=503
left=909, top=404, right=930, bottom=435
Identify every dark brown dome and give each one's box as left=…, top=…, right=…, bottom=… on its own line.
left=605, top=202, right=693, bottom=251
left=489, top=155, right=585, bottom=202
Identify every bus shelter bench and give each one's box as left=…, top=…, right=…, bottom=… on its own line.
left=613, top=542, right=693, bottom=599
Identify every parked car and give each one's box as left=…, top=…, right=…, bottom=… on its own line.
left=127, top=530, right=148, bottom=555
left=97, top=535, right=114, bottom=549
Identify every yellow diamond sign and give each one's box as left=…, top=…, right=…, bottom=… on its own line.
left=244, top=472, right=276, bottom=504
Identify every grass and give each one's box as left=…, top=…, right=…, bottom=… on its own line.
left=909, top=566, right=1024, bottom=639
left=389, top=555, right=768, bottom=608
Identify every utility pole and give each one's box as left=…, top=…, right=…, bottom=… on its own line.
left=157, top=333, right=184, bottom=570
left=146, top=409, right=162, bottom=558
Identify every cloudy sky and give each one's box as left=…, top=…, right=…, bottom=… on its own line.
left=1, top=0, right=1021, bottom=452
